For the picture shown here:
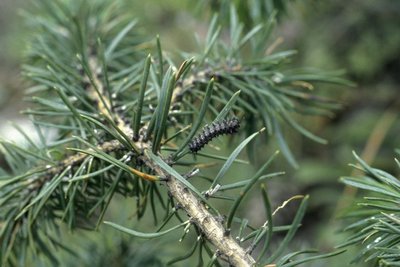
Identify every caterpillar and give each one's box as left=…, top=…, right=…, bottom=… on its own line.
left=188, top=117, right=240, bottom=153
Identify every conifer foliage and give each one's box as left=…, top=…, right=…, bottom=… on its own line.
left=0, top=0, right=352, bottom=266
left=340, top=152, right=400, bottom=266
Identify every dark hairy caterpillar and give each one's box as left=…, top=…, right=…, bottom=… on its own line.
left=188, top=117, right=240, bottom=153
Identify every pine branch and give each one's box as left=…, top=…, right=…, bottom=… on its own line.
left=0, top=1, right=351, bottom=266
left=146, top=152, right=257, bottom=266
left=339, top=152, right=400, bottom=265
left=1, top=35, right=257, bottom=267
left=75, top=56, right=257, bottom=265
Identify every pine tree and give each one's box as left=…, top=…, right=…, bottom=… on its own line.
left=0, top=1, right=356, bottom=266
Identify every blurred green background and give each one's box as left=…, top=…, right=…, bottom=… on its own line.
left=0, top=0, right=399, bottom=266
